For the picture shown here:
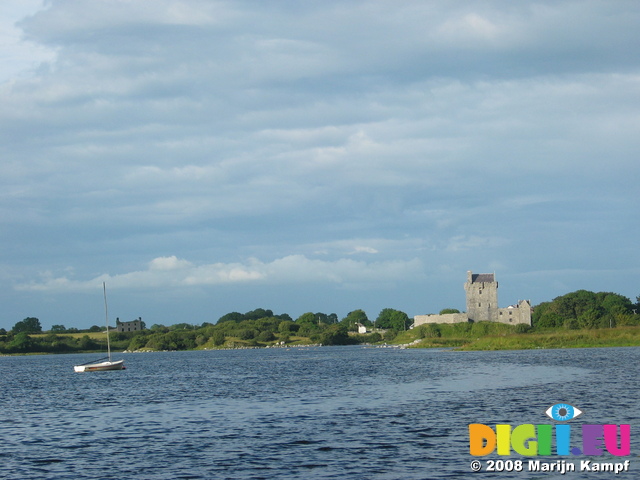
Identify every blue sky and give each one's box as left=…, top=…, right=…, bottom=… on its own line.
left=1, top=0, right=639, bottom=330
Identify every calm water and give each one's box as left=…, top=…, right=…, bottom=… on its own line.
left=1, top=346, right=639, bottom=479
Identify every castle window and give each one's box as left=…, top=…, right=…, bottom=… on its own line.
left=478, top=303, right=481, bottom=307
left=479, top=290, right=482, bottom=294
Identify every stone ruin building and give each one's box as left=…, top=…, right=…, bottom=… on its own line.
left=413, top=271, right=532, bottom=327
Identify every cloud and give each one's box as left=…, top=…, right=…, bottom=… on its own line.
left=1, top=1, right=639, bottom=328
left=352, top=246, right=379, bottom=254
left=445, top=235, right=509, bottom=253
left=14, top=254, right=423, bottom=292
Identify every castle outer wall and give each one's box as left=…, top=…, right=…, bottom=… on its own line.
left=413, top=312, right=468, bottom=326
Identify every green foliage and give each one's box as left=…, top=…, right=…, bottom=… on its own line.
left=78, top=335, right=97, bottom=351
left=318, top=324, right=354, bottom=345
left=8, top=332, right=33, bottom=352
left=418, top=324, right=441, bottom=338
left=257, top=330, right=276, bottom=342
left=12, top=317, right=42, bottom=333
left=296, top=312, right=316, bottom=324
left=383, top=330, right=397, bottom=341
left=217, top=312, right=245, bottom=323
left=217, top=308, right=291, bottom=324
left=533, top=290, right=634, bottom=330
left=128, top=334, right=148, bottom=351
left=439, top=308, right=460, bottom=314
left=350, top=332, right=382, bottom=344
left=210, top=330, right=225, bottom=346
left=375, top=308, right=410, bottom=331
left=278, top=320, right=299, bottom=334
left=239, top=329, right=257, bottom=340
left=341, top=309, right=370, bottom=329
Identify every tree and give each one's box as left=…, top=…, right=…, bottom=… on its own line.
left=9, top=332, right=33, bottom=352
left=534, top=290, right=634, bottom=329
left=217, top=312, right=245, bottom=323
left=51, top=325, right=66, bottom=333
left=439, top=308, right=460, bottom=314
left=279, top=320, right=299, bottom=334
left=13, top=317, right=42, bottom=333
left=319, top=324, right=353, bottom=345
left=128, top=335, right=148, bottom=351
left=211, top=330, right=226, bottom=346
left=341, top=310, right=370, bottom=330
left=239, top=328, right=257, bottom=340
left=78, top=335, right=97, bottom=350
left=375, top=308, right=410, bottom=330
left=296, top=312, right=316, bottom=325
left=257, top=330, right=275, bottom=342
left=244, top=308, right=273, bottom=320
left=276, top=313, right=293, bottom=322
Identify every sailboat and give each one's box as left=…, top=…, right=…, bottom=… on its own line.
left=74, top=282, right=125, bottom=372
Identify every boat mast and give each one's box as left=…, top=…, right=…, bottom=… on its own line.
left=103, top=282, right=111, bottom=362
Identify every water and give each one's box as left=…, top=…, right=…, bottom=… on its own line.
left=1, top=346, right=639, bottom=479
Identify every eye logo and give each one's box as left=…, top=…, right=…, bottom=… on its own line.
left=545, top=403, right=582, bottom=421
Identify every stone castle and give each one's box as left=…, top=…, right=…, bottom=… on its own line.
left=413, top=271, right=532, bottom=327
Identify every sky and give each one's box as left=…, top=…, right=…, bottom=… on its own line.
left=1, top=0, right=639, bottom=330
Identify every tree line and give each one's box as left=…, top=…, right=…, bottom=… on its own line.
left=532, top=290, right=638, bottom=329
left=2, top=290, right=639, bottom=354
left=0, top=307, right=411, bottom=354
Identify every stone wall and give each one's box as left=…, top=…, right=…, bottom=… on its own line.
left=495, top=300, right=532, bottom=326
left=413, top=312, right=469, bottom=326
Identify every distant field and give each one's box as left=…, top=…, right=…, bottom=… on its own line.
left=32, top=332, right=107, bottom=340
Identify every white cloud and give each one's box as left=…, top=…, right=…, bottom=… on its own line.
left=14, top=254, right=423, bottom=292
left=148, top=256, right=193, bottom=271
left=352, top=246, right=379, bottom=254
left=0, top=1, right=56, bottom=84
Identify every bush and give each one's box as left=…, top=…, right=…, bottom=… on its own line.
left=78, top=335, right=97, bottom=351
left=350, top=332, right=382, bottom=344
left=128, top=335, right=148, bottom=351
left=319, top=325, right=353, bottom=345
left=211, top=331, right=225, bottom=346
left=239, top=329, right=256, bottom=340
left=257, top=330, right=275, bottom=342
left=383, top=330, right=396, bottom=341
left=419, top=324, right=441, bottom=338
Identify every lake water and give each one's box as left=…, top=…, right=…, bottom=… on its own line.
left=1, top=346, right=639, bottom=479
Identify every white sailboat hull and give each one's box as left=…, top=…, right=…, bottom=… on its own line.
left=74, top=359, right=125, bottom=372
left=74, top=283, right=125, bottom=373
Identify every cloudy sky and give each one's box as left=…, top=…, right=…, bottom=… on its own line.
left=1, top=0, right=638, bottom=330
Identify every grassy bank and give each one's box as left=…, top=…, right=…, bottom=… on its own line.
left=390, top=323, right=640, bottom=350
left=7, top=322, right=640, bottom=354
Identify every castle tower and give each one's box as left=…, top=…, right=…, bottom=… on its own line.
left=464, top=270, right=498, bottom=322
